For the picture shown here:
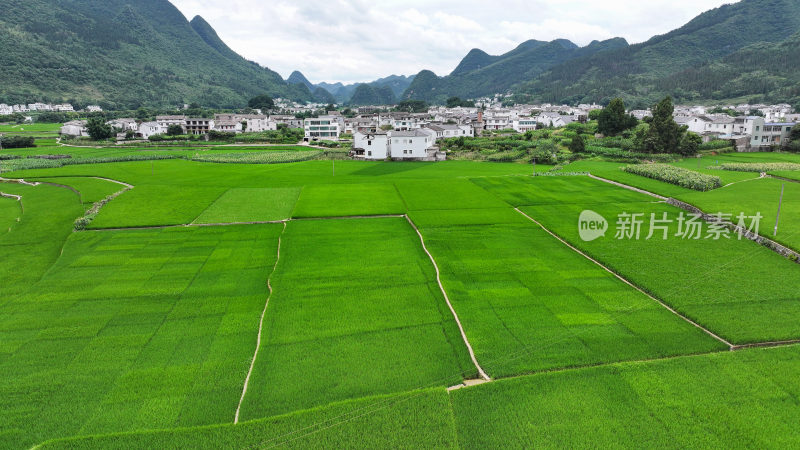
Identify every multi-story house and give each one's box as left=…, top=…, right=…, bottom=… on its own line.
left=304, top=116, right=341, bottom=141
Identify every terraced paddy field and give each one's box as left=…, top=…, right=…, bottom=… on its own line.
left=2, top=150, right=800, bottom=448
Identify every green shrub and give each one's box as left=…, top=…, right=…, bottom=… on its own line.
left=699, top=139, right=733, bottom=150
left=0, top=136, right=36, bottom=149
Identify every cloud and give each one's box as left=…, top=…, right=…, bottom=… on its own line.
left=169, top=0, right=738, bottom=83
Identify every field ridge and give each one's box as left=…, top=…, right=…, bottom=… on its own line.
left=235, top=222, right=288, bottom=424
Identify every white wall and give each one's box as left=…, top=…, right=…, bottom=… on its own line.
left=389, top=134, right=432, bottom=159
left=354, top=132, right=389, bottom=160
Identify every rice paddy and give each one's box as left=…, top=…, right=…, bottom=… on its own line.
left=1, top=144, right=799, bottom=448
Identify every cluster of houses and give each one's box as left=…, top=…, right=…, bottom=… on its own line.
left=60, top=113, right=305, bottom=139
left=0, top=103, right=102, bottom=115
left=54, top=97, right=797, bottom=158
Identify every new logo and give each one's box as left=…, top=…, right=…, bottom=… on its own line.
left=578, top=210, right=608, bottom=241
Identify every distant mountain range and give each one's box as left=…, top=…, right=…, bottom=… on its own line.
left=403, top=0, right=800, bottom=107
left=2, top=0, right=799, bottom=109
left=287, top=73, right=416, bottom=105
left=402, top=38, right=628, bottom=103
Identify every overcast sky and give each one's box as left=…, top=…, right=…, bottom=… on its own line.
left=170, top=0, right=737, bottom=84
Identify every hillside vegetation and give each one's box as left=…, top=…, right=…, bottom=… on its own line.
left=0, top=0, right=310, bottom=108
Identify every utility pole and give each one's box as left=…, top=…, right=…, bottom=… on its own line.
left=774, top=183, right=785, bottom=236
left=532, top=157, right=536, bottom=176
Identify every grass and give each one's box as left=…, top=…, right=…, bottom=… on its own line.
left=0, top=195, right=21, bottom=236
left=0, top=183, right=84, bottom=298
left=238, top=218, right=474, bottom=420
left=471, top=174, right=650, bottom=206
left=89, top=185, right=227, bottom=228
left=452, top=345, right=800, bottom=448
left=2, top=150, right=799, bottom=447
left=517, top=195, right=800, bottom=344
left=40, top=346, right=800, bottom=448
left=395, top=179, right=507, bottom=211
left=291, top=183, right=406, bottom=218
left=410, top=207, right=724, bottom=378
left=28, top=177, right=124, bottom=206
left=677, top=177, right=800, bottom=252
left=194, top=188, right=301, bottom=224
left=39, top=388, right=458, bottom=449
left=0, top=225, right=283, bottom=448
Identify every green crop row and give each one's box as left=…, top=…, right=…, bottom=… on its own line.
left=623, top=163, right=722, bottom=191
left=190, top=150, right=323, bottom=164
left=717, top=162, right=800, bottom=172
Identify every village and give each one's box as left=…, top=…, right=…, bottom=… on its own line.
left=5, top=97, right=796, bottom=161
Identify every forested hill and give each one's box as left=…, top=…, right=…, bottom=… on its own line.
left=401, top=38, right=628, bottom=103
left=515, top=0, right=800, bottom=107
left=0, top=0, right=311, bottom=109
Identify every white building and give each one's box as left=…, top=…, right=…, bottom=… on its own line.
left=214, top=119, right=243, bottom=133
left=304, top=116, right=341, bottom=141
left=54, top=104, right=75, bottom=112
left=390, top=130, right=437, bottom=159
left=60, top=120, right=88, bottom=137
left=353, top=130, right=390, bottom=159
left=512, top=118, right=539, bottom=133
left=424, top=124, right=474, bottom=139
left=138, top=121, right=166, bottom=139
left=675, top=115, right=712, bottom=134
left=353, top=129, right=443, bottom=161
left=271, top=115, right=303, bottom=129
left=0, top=104, right=12, bottom=115
left=484, top=115, right=510, bottom=130
left=28, top=103, right=52, bottom=111
left=108, top=118, right=138, bottom=132
left=86, top=105, right=103, bottom=113
left=752, top=122, right=797, bottom=149
left=245, top=115, right=275, bottom=132
left=156, top=115, right=187, bottom=132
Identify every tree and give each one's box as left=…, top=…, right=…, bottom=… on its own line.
left=396, top=100, right=428, bottom=113
left=597, top=98, right=637, bottom=136
left=446, top=97, right=474, bottom=108
left=569, top=135, right=586, bottom=153
left=166, top=124, right=184, bottom=136
left=678, top=131, right=702, bottom=156
left=248, top=94, right=274, bottom=111
left=790, top=124, right=800, bottom=142
left=135, top=107, right=150, bottom=121
left=635, top=97, right=683, bottom=154
left=588, top=109, right=602, bottom=121
left=86, top=117, right=113, bottom=140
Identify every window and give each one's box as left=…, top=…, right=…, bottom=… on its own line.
left=368, top=141, right=372, bottom=146
left=367, top=151, right=372, bottom=156
left=756, top=126, right=760, bottom=131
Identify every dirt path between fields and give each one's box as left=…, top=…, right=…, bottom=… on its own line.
left=405, top=214, right=491, bottom=381
left=235, top=221, right=287, bottom=424
left=514, top=207, right=735, bottom=350
left=0, top=192, right=22, bottom=201
left=0, top=177, right=39, bottom=186
left=720, top=172, right=766, bottom=188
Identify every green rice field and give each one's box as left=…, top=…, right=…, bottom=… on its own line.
left=1, top=139, right=800, bottom=448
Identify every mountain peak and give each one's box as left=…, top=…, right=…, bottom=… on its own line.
left=286, top=71, right=315, bottom=91
left=451, top=49, right=496, bottom=76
